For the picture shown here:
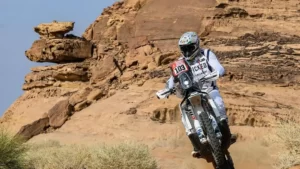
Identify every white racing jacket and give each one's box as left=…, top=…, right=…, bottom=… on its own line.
left=165, top=49, right=225, bottom=98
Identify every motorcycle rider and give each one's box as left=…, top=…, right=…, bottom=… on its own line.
left=156, top=32, right=234, bottom=158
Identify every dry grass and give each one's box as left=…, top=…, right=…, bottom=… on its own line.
left=26, top=140, right=90, bottom=169
left=267, top=121, right=300, bottom=169
left=0, top=127, right=158, bottom=169
left=87, top=142, right=158, bottom=169
left=26, top=140, right=158, bottom=169
left=0, top=128, right=28, bottom=169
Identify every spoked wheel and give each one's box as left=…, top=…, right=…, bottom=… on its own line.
left=199, top=111, right=226, bottom=168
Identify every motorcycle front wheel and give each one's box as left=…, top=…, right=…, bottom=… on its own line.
left=199, top=110, right=226, bottom=169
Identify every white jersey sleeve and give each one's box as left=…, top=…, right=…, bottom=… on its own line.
left=206, top=49, right=225, bottom=76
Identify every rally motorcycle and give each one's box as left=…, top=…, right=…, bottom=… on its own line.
left=159, top=59, right=235, bottom=169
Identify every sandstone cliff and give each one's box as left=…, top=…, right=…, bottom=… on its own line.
left=1, top=0, right=300, bottom=168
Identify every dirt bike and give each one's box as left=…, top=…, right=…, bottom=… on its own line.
left=158, top=59, right=235, bottom=169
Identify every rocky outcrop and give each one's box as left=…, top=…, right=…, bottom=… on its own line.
left=90, top=56, right=118, bottom=83
left=34, top=21, right=74, bottom=39
left=82, top=1, right=138, bottom=42
left=25, top=39, right=92, bottom=63
left=151, top=107, right=179, bottom=123
left=48, top=100, right=73, bottom=128
left=214, top=7, right=249, bottom=18
left=86, top=89, right=106, bottom=103
left=82, top=0, right=220, bottom=52
left=23, top=61, right=90, bottom=90
left=16, top=117, right=49, bottom=141
left=14, top=85, right=108, bottom=140
left=68, top=87, right=93, bottom=106
left=207, top=32, right=300, bottom=85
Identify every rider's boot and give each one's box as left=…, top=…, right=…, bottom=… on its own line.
left=188, top=133, right=202, bottom=158
left=219, top=117, right=237, bottom=149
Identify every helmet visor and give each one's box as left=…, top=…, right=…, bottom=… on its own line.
left=180, top=44, right=197, bottom=58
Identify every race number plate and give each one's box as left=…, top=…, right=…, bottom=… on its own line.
left=171, top=60, right=189, bottom=77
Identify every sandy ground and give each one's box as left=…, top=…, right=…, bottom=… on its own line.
left=27, top=79, right=294, bottom=169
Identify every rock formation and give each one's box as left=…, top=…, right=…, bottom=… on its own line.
left=1, top=0, right=300, bottom=168
left=34, top=21, right=74, bottom=39
left=25, top=39, right=92, bottom=63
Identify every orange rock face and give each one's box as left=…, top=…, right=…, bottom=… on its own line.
left=1, top=0, right=300, bottom=168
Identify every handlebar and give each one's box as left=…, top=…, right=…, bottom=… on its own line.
left=161, top=88, right=175, bottom=95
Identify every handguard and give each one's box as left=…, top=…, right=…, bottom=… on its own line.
left=156, top=88, right=173, bottom=99
left=201, top=70, right=220, bottom=82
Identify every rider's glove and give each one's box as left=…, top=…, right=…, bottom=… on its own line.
left=156, top=88, right=171, bottom=99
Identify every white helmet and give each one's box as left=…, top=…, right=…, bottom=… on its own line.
left=178, top=32, right=200, bottom=61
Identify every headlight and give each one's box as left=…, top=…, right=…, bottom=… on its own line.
left=179, top=73, right=193, bottom=90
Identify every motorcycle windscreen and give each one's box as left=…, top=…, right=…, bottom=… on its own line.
left=178, top=72, right=193, bottom=90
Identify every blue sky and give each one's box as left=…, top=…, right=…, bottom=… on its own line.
left=0, top=0, right=115, bottom=115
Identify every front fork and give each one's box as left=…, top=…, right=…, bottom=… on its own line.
left=194, top=108, right=222, bottom=141
left=182, top=94, right=222, bottom=143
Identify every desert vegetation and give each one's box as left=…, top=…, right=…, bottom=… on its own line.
left=266, top=121, right=300, bottom=169
left=0, top=128, right=28, bottom=169
left=0, top=129, right=158, bottom=169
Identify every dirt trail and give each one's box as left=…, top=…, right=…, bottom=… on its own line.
left=151, top=124, right=274, bottom=169
left=151, top=134, right=273, bottom=169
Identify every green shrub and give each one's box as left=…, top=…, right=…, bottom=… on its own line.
left=0, top=128, right=28, bottom=169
